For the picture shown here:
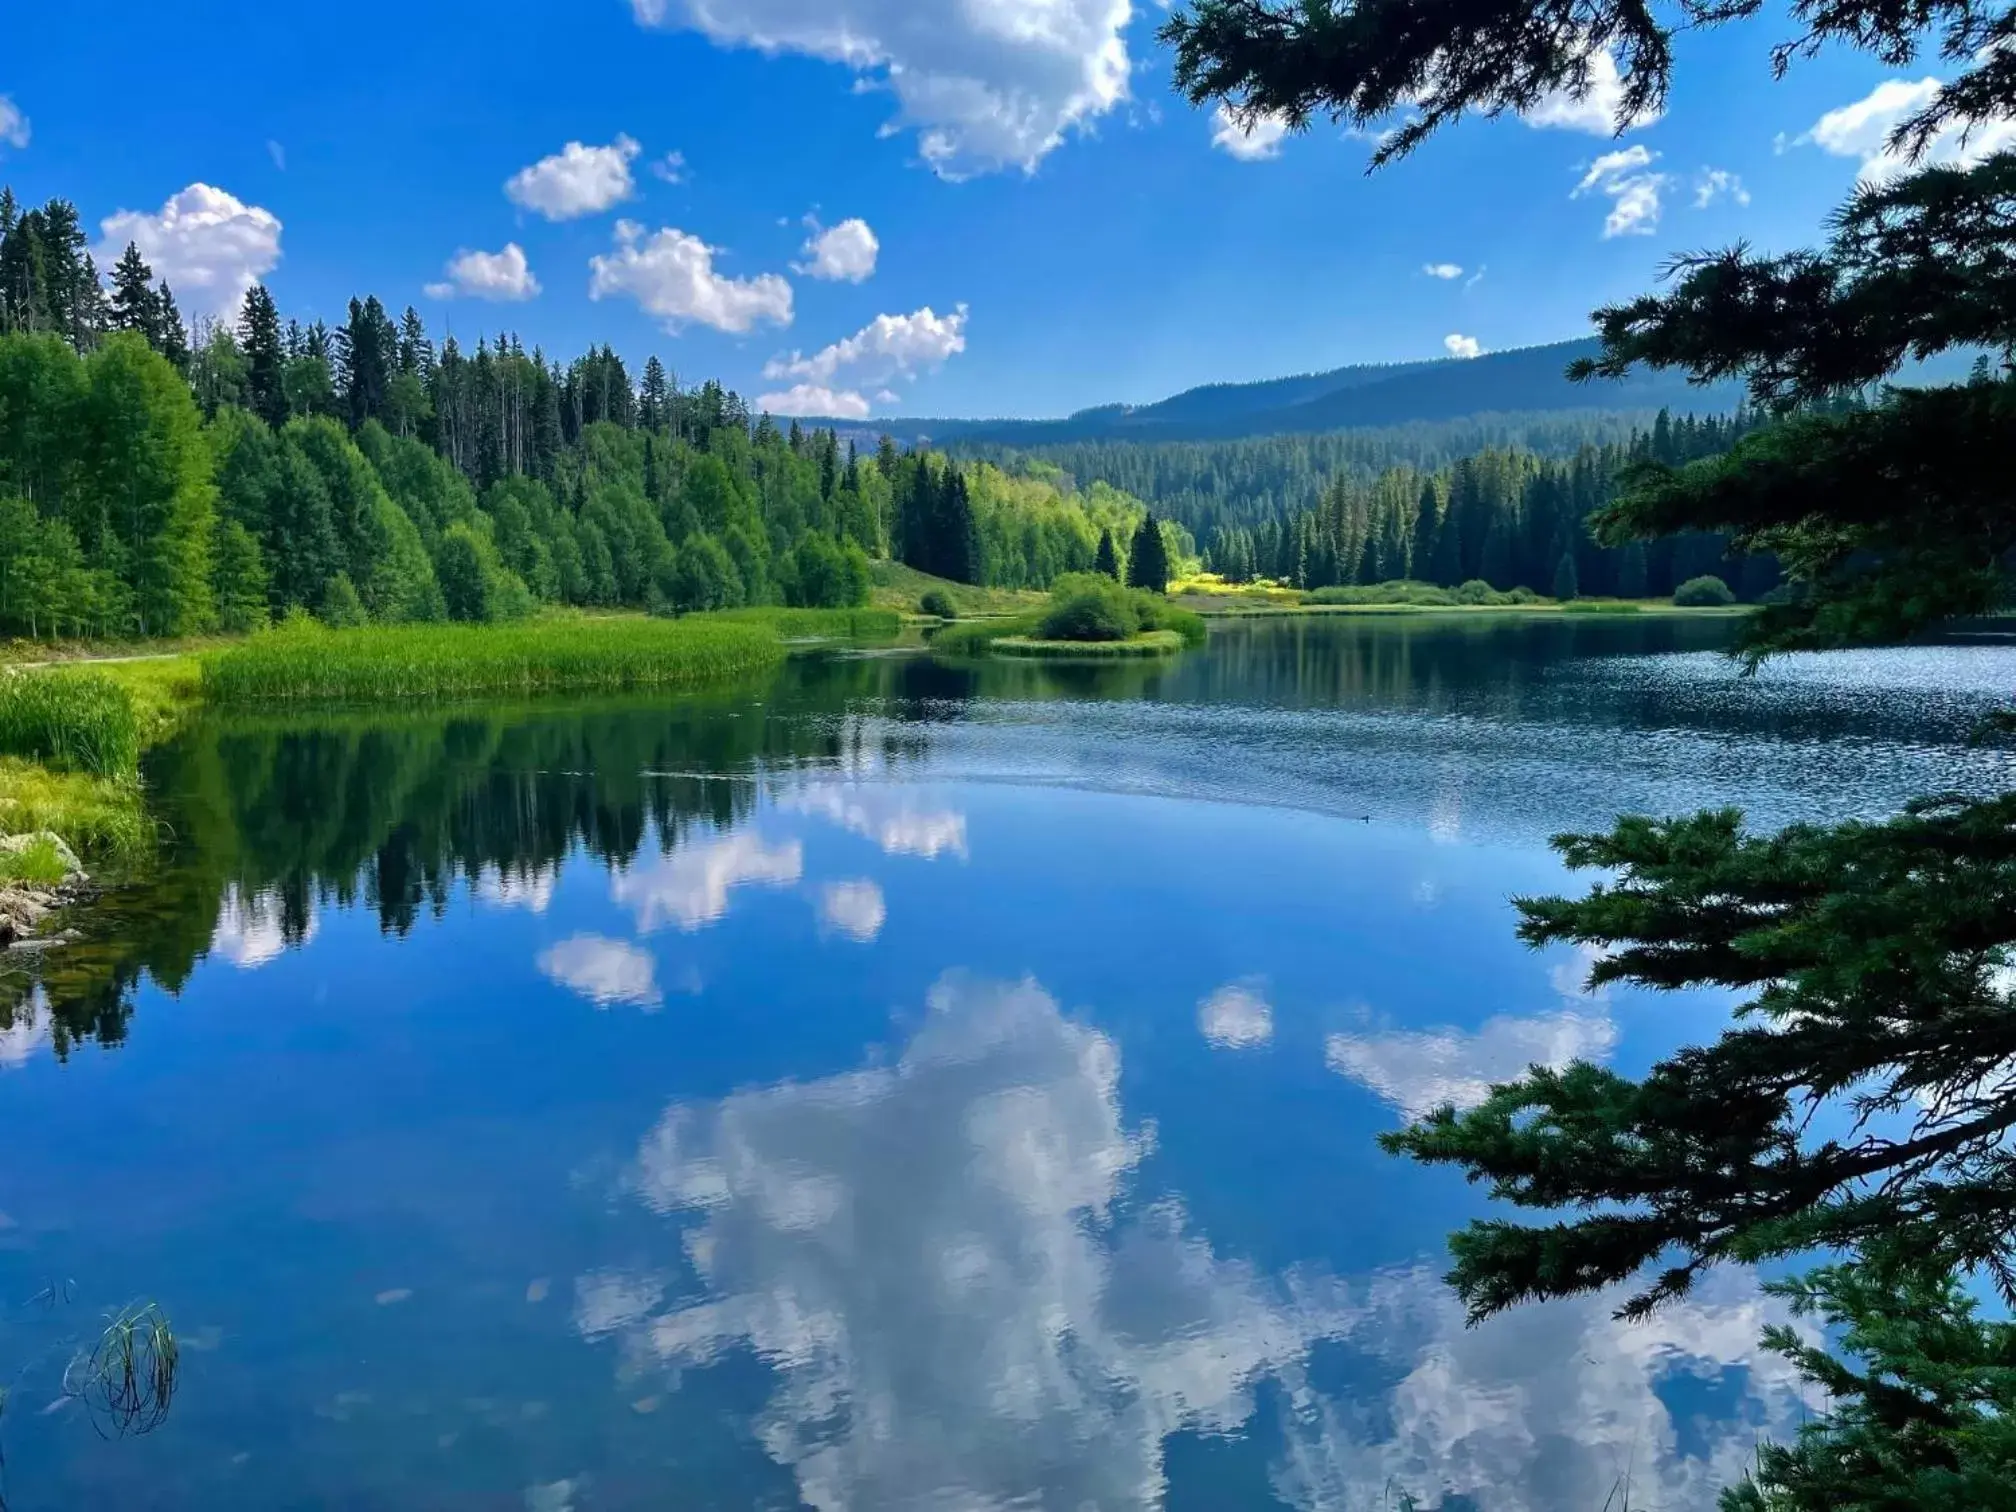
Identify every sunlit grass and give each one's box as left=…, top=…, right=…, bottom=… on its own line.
left=0, top=670, right=142, bottom=778
left=201, top=615, right=791, bottom=705
left=0, top=759, right=151, bottom=861
left=713, top=606, right=903, bottom=640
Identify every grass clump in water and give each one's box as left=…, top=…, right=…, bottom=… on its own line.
left=0, top=670, right=142, bottom=778
left=64, top=1303, right=180, bottom=1438
left=992, top=630, right=1187, bottom=659
left=202, top=615, right=790, bottom=705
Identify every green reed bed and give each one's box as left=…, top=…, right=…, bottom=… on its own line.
left=202, top=617, right=790, bottom=705
left=991, top=630, right=1188, bottom=659
left=0, top=669, right=143, bottom=778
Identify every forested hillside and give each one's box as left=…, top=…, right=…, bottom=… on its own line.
left=0, top=188, right=1162, bottom=639
left=1202, top=411, right=1780, bottom=600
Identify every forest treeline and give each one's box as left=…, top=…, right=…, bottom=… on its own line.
left=1198, top=411, right=1778, bottom=599
left=0, top=187, right=1175, bottom=640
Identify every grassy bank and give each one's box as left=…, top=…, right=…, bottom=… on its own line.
left=201, top=617, right=789, bottom=705
left=992, top=631, right=1187, bottom=659
left=870, top=561, right=1047, bottom=618
left=715, top=606, right=903, bottom=640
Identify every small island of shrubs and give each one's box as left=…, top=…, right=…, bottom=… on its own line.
left=931, top=574, right=1206, bottom=659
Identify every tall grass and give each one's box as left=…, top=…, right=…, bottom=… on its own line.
left=0, top=760, right=151, bottom=860
left=202, top=617, right=790, bottom=704
left=993, top=630, right=1187, bottom=659
left=0, top=670, right=142, bottom=778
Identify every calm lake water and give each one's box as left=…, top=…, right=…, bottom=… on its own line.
left=3, top=615, right=2013, bottom=1511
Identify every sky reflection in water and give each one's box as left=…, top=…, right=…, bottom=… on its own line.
left=1, top=616, right=2005, bottom=1510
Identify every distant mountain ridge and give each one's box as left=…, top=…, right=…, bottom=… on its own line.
left=829, top=338, right=1748, bottom=449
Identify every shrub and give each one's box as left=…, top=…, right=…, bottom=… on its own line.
left=1306, top=581, right=1458, bottom=607
left=1673, top=574, right=1737, bottom=607
left=919, top=589, right=958, bottom=620
left=1455, top=579, right=1497, bottom=605
left=0, top=670, right=141, bottom=778
left=1038, top=573, right=1140, bottom=642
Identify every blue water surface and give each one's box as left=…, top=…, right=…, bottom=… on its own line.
left=1, top=615, right=2010, bottom=1511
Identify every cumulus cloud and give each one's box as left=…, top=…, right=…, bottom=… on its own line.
left=1422, top=262, right=1463, bottom=279
left=596, top=972, right=1355, bottom=1509
left=1523, top=46, right=1661, bottom=135
left=612, top=831, right=804, bottom=933
left=0, top=96, right=27, bottom=152
left=538, top=934, right=663, bottom=1009
left=1327, top=1009, right=1618, bottom=1120
left=210, top=885, right=317, bottom=969
left=763, top=304, right=967, bottom=389
left=1694, top=166, right=1751, bottom=208
left=650, top=150, right=688, bottom=183
left=1799, top=76, right=2016, bottom=183
left=94, top=184, right=282, bottom=321
left=0, top=1003, right=46, bottom=1070
left=1199, top=982, right=1273, bottom=1049
left=630, top=0, right=1132, bottom=178
left=757, top=384, right=871, bottom=419
left=505, top=134, right=641, bottom=220
left=583, top=970, right=1818, bottom=1512
left=589, top=221, right=794, bottom=334
left=1328, top=944, right=1618, bottom=1119
left=817, top=880, right=887, bottom=942
left=778, top=783, right=968, bottom=859
left=1211, top=104, right=1291, bottom=161
left=1443, top=333, right=1482, bottom=359
left=424, top=243, right=541, bottom=302
left=795, top=217, right=879, bottom=283
left=1572, top=144, right=1669, bottom=237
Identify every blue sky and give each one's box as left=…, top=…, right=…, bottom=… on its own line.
left=0, top=1, right=1983, bottom=418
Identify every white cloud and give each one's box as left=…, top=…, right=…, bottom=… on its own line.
left=1326, top=1010, right=1618, bottom=1121
left=505, top=134, right=641, bottom=220
left=1199, top=982, right=1273, bottom=1049
left=778, top=783, right=968, bottom=859
left=94, top=184, right=282, bottom=321
left=424, top=243, right=541, bottom=302
left=612, top=831, right=804, bottom=933
left=1443, top=333, right=1482, bottom=359
left=649, top=150, right=688, bottom=183
left=0, top=1007, right=46, bottom=1070
left=1524, top=46, right=1661, bottom=135
left=538, top=934, right=663, bottom=1009
left=1327, top=945, right=1618, bottom=1120
left=817, top=880, right=887, bottom=942
left=631, top=0, right=1133, bottom=178
left=1422, top=262, right=1463, bottom=279
left=475, top=864, right=556, bottom=913
left=1572, top=144, right=1669, bottom=237
left=586, top=970, right=1817, bottom=1512
left=209, top=885, right=317, bottom=969
left=758, top=384, right=871, bottom=419
left=266, top=139, right=285, bottom=171
left=1211, top=104, right=1291, bottom=161
left=0, top=96, right=27, bottom=152
left=795, top=217, right=879, bottom=282
left=589, top=221, right=794, bottom=334
left=599, top=972, right=1355, bottom=1509
left=763, top=304, right=967, bottom=389
left=1694, top=166, right=1751, bottom=208
left=1800, top=75, right=2016, bottom=183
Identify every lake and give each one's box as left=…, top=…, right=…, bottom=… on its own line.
left=3, top=614, right=2012, bottom=1511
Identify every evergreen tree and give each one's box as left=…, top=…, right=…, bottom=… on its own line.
left=211, top=517, right=271, bottom=631
left=1127, top=512, right=1170, bottom=593
left=1094, top=527, right=1120, bottom=579
left=639, top=356, right=669, bottom=431
left=1163, top=0, right=2016, bottom=1338
left=1552, top=552, right=1578, bottom=602
left=239, top=284, right=287, bottom=429
left=107, top=243, right=163, bottom=348
left=154, top=285, right=190, bottom=373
